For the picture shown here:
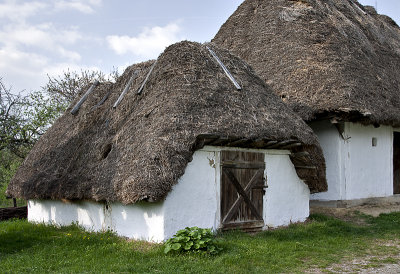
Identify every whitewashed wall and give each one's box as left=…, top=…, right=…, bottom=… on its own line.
left=201, top=146, right=310, bottom=229
left=28, top=146, right=310, bottom=241
left=28, top=200, right=166, bottom=241
left=345, top=123, right=392, bottom=199
left=310, top=121, right=345, bottom=200
left=163, top=149, right=220, bottom=239
left=311, top=121, right=393, bottom=201
left=28, top=150, right=218, bottom=242
left=264, top=153, right=310, bottom=227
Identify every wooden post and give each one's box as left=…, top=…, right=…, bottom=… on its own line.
left=13, top=198, right=17, bottom=207
left=70, top=80, right=99, bottom=115
left=113, top=70, right=140, bottom=108
left=137, top=60, right=157, bottom=95
left=206, top=46, right=242, bottom=90
left=294, top=166, right=317, bottom=170
left=91, top=90, right=112, bottom=111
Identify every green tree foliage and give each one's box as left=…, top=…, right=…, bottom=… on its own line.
left=0, top=79, right=64, bottom=158
left=0, top=150, right=23, bottom=207
left=0, top=68, right=118, bottom=206
left=0, top=78, right=63, bottom=206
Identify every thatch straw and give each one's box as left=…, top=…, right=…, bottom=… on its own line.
left=7, top=41, right=326, bottom=204
left=213, top=0, right=400, bottom=126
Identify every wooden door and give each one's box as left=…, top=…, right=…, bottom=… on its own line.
left=220, top=150, right=266, bottom=231
left=394, top=132, right=400, bottom=194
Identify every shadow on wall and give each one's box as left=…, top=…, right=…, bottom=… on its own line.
left=109, top=201, right=164, bottom=241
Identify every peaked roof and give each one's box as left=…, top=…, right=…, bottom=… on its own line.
left=213, top=0, right=400, bottom=126
left=7, top=41, right=326, bottom=204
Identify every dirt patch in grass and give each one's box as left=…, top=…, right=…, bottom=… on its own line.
left=127, top=239, right=160, bottom=252
left=309, top=205, right=400, bottom=273
left=308, top=240, right=400, bottom=273
left=311, top=204, right=400, bottom=225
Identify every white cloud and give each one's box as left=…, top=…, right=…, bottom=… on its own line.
left=43, top=62, right=100, bottom=79
left=0, top=46, right=95, bottom=92
left=0, top=23, right=83, bottom=61
left=0, top=47, right=49, bottom=91
left=54, top=0, right=102, bottom=14
left=56, top=47, right=81, bottom=61
left=0, top=0, right=47, bottom=22
left=0, top=1, right=88, bottom=92
left=0, top=23, right=52, bottom=48
left=106, top=22, right=184, bottom=60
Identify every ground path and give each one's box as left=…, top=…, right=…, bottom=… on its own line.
left=309, top=204, right=400, bottom=273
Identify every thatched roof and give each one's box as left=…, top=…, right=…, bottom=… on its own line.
left=213, top=0, right=400, bottom=126
left=7, top=41, right=326, bottom=204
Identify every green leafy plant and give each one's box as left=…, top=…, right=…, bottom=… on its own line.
left=164, top=227, right=222, bottom=255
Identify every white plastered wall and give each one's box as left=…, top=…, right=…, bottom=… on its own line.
left=263, top=153, right=310, bottom=227
left=162, top=149, right=220, bottom=239
left=310, top=120, right=393, bottom=201
left=200, top=146, right=310, bottom=229
left=28, top=200, right=165, bottom=242
left=344, top=123, right=392, bottom=199
left=310, top=120, right=345, bottom=200
left=28, top=149, right=218, bottom=243
left=28, top=146, right=310, bottom=241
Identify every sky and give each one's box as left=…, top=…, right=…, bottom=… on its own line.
left=0, top=0, right=399, bottom=93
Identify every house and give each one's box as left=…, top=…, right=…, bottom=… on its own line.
left=6, top=41, right=326, bottom=241
left=212, top=0, right=400, bottom=206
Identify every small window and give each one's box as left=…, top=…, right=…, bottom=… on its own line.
left=372, top=137, right=377, bottom=147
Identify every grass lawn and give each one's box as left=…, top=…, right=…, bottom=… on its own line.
left=1, top=213, right=400, bottom=273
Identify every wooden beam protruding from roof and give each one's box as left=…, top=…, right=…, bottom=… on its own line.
left=137, top=60, right=157, bottom=95
left=113, top=70, right=140, bottom=108
left=206, top=45, right=242, bottom=90
left=70, top=80, right=99, bottom=115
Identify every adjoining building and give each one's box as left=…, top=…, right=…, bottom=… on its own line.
left=213, top=0, right=400, bottom=205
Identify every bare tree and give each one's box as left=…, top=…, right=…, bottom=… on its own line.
left=0, top=79, right=32, bottom=157
left=0, top=68, right=119, bottom=157
left=44, top=68, right=119, bottom=105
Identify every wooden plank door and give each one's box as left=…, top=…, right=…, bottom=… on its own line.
left=394, top=132, right=400, bottom=194
left=220, top=150, right=266, bottom=231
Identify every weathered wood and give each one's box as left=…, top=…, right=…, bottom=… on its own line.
left=206, top=46, right=242, bottom=90
left=222, top=169, right=264, bottom=224
left=291, top=151, right=310, bottom=158
left=250, top=138, right=269, bottom=148
left=209, top=137, right=230, bottom=146
left=137, top=60, right=157, bottom=95
left=352, top=1, right=367, bottom=15
left=280, top=142, right=302, bottom=149
left=92, top=90, right=112, bottom=110
left=294, top=165, right=317, bottom=169
left=113, top=70, right=140, bottom=108
left=197, top=134, right=220, bottom=140
left=0, top=206, right=27, bottom=221
left=223, top=168, right=263, bottom=220
left=221, top=220, right=264, bottom=231
left=263, top=140, right=278, bottom=148
left=70, top=80, right=99, bottom=115
left=221, top=162, right=265, bottom=169
left=221, top=151, right=265, bottom=228
left=267, top=139, right=296, bottom=149
left=226, top=138, right=249, bottom=147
